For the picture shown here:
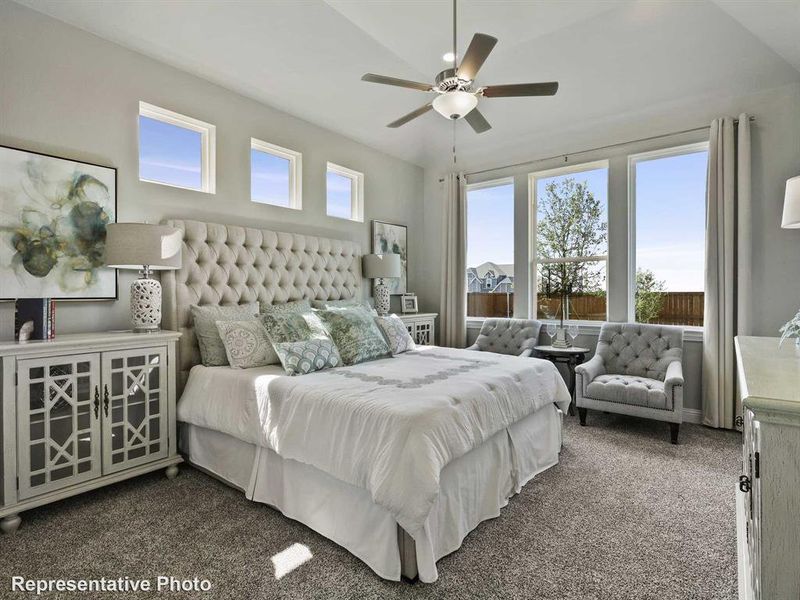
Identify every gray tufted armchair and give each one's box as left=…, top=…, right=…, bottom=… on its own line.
left=575, top=323, right=684, bottom=444
left=466, top=318, right=542, bottom=357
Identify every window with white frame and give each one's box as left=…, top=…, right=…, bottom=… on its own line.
left=629, top=142, right=708, bottom=327
left=466, top=179, right=515, bottom=318
left=250, top=138, right=302, bottom=209
left=138, top=102, right=215, bottom=193
left=530, top=161, right=609, bottom=322
left=326, top=162, right=364, bottom=222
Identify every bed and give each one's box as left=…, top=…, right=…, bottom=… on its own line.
left=162, top=219, right=571, bottom=582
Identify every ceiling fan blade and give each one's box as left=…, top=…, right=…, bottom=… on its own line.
left=387, top=103, right=433, bottom=128
left=457, top=34, right=498, bottom=81
left=464, top=108, right=491, bottom=134
left=362, top=73, right=433, bottom=92
left=482, top=82, right=559, bottom=98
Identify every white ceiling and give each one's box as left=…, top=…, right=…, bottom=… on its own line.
left=15, top=0, right=800, bottom=172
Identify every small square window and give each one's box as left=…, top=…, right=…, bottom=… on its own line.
left=138, top=101, right=215, bottom=193
left=327, top=162, right=364, bottom=222
left=251, top=138, right=302, bottom=209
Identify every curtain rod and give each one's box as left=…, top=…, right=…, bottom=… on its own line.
left=438, top=115, right=755, bottom=181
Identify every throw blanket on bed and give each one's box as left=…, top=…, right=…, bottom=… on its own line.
left=262, top=346, right=570, bottom=537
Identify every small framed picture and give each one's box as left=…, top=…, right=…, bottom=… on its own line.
left=401, top=293, right=418, bottom=314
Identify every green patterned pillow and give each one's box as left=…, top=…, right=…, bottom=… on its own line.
left=216, top=320, right=278, bottom=369
left=316, top=306, right=391, bottom=366
left=375, top=315, right=416, bottom=355
left=259, top=299, right=311, bottom=316
left=273, top=338, right=341, bottom=375
left=260, top=310, right=330, bottom=344
left=311, top=299, right=376, bottom=314
left=191, top=303, right=259, bottom=366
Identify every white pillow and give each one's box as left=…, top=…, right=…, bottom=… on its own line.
left=216, top=320, right=278, bottom=369
left=191, top=303, right=259, bottom=366
left=374, top=314, right=416, bottom=355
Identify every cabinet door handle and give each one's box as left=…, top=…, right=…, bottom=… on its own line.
left=93, top=386, right=100, bottom=419
left=739, top=475, right=751, bottom=493
left=103, top=384, right=109, bottom=417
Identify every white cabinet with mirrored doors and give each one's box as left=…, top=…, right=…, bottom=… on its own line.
left=1, top=331, right=181, bottom=534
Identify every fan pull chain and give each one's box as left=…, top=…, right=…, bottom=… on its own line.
left=453, top=120, right=457, bottom=165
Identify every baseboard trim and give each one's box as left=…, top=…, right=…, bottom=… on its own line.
left=682, top=408, right=703, bottom=424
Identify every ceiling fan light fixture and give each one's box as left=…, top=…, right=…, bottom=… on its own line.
left=442, top=51, right=456, bottom=62
left=432, top=91, right=478, bottom=120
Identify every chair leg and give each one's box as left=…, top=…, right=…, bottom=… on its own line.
left=669, top=422, right=680, bottom=445
left=578, top=407, right=587, bottom=426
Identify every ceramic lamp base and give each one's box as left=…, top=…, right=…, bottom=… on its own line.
left=374, top=280, right=391, bottom=316
left=131, top=277, right=162, bottom=332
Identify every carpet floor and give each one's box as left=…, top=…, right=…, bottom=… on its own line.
left=1, top=413, right=741, bottom=600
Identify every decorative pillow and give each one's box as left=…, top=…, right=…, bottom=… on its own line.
left=316, top=306, right=391, bottom=366
left=191, top=303, right=259, bottom=366
left=260, top=310, right=330, bottom=344
left=215, top=320, right=277, bottom=369
left=311, top=298, right=376, bottom=314
left=259, top=299, right=311, bottom=316
left=375, top=315, right=416, bottom=355
left=273, top=338, right=341, bottom=376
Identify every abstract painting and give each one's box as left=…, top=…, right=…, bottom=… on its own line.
left=0, top=145, right=117, bottom=299
left=372, top=220, right=407, bottom=294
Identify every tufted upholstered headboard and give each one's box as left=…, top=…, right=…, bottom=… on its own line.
left=161, top=219, right=363, bottom=391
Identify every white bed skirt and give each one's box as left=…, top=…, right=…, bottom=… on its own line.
left=179, top=404, right=562, bottom=583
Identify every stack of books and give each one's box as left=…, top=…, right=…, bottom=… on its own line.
left=15, top=298, right=56, bottom=341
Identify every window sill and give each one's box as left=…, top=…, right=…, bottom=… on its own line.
left=466, top=317, right=704, bottom=342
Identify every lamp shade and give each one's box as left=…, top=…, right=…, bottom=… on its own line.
left=104, top=223, right=182, bottom=270
left=363, top=253, right=401, bottom=279
left=432, top=91, right=478, bottom=120
left=782, top=176, right=800, bottom=229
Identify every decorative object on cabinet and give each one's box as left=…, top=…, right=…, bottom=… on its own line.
left=778, top=309, right=800, bottom=348
left=105, top=223, right=182, bottom=332
left=780, top=175, right=800, bottom=228
left=396, top=312, right=437, bottom=345
left=0, top=331, right=182, bottom=534
left=735, top=336, right=800, bottom=600
left=401, top=293, right=418, bottom=314
left=0, top=145, right=117, bottom=300
left=363, top=253, right=401, bottom=317
left=15, top=298, right=55, bottom=340
left=372, top=220, right=407, bottom=294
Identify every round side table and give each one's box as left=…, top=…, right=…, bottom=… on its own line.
left=534, top=345, right=590, bottom=416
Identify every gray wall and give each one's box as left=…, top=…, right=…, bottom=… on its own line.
left=0, top=2, right=424, bottom=338
left=433, top=82, right=800, bottom=414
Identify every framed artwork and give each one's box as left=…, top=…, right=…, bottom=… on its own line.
left=401, top=293, right=418, bottom=314
left=372, top=220, right=407, bottom=295
left=0, top=145, right=117, bottom=300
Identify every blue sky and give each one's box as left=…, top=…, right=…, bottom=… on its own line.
left=139, top=116, right=202, bottom=189
left=327, top=171, right=352, bottom=219
left=467, top=152, right=707, bottom=292
left=251, top=149, right=290, bottom=206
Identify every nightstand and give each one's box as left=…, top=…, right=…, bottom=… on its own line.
left=0, top=330, right=182, bottom=534
left=397, top=313, right=438, bottom=345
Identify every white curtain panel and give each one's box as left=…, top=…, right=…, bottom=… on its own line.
left=703, top=114, right=751, bottom=429
left=439, top=173, right=467, bottom=348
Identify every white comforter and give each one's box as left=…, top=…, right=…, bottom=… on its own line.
left=178, top=346, right=570, bottom=537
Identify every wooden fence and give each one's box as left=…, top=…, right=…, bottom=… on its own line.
left=468, top=291, right=704, bottom=326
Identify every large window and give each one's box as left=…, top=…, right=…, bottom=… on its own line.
left=531, top=161, right=608, bottom=322
left=630, top=143, right=708, bottom=326
left=466, top=179, right=514, bottom=318
left=250, top=138, right=302, bottom=209
left=327, top=162, right=364, bottom=222
left=138, top=102, right=215, bottom=193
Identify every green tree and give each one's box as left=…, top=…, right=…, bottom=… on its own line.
left=537, top=177, right=607, bottom=319
left=635, top=268, right=666, bottom=323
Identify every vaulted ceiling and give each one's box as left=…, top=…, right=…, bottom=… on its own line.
left=15, top=0, right=800, bottom=171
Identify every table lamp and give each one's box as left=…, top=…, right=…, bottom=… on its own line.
left=363, top=254, right=401, bottom=316
left=781, top=175, right=800, bottom=228
left=104, top=223, right=182, bottom=332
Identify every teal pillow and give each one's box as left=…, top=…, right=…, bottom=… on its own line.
left=259, top=299, right=311, bottom=316
left=260, top=310, right=330, bottom=344
left=316, top=306, right=391, bottom=366
left=274, top=338, right=341, bottom=376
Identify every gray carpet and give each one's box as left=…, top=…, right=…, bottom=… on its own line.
left=1, top=413, right=741, bottom=600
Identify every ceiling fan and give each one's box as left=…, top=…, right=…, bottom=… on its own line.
left=360, top=0, right=558, bottom=134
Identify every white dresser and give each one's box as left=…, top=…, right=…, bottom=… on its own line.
left=734, top=336, right=800, bottom=600
left=0, top=331, right=182, bottom=534
left=397, top=313, right=437, bottom=345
